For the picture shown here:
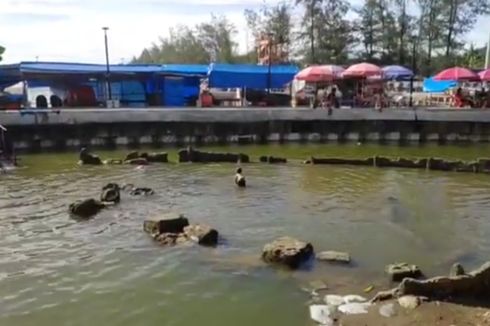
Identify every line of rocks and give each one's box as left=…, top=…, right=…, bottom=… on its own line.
left=306, top=156, right=490, bottom=174
left=79, top=148, right=168, bottom=166
left=69, top=183, right=154, bottom=219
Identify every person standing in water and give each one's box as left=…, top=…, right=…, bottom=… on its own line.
left=235, top=168, right=246, bottom=187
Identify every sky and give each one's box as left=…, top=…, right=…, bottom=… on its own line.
left=1, top=0, right=489, bottom=64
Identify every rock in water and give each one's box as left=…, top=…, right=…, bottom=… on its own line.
left=79, top=148, right=102, bottom=165
left=317, top=251, right=351, bottom=264
left=379, top=303, right=396, bottom=317
left=450, top=263, right=465, bottom=277
left=183, top=224, right=219, bottom=246
left=146, top=152, right=168, bottom=163
left=338, top=302, right=370, bottom=315
left=143, top=213, right=190, bottom=235
left=309, top=305, right=334, bottom=325
left=69, top=199, right=106, bottom=219
left=130, top=187, right=154, bottom=196
left=386, top=263, right=423, bottom=282
left=398, top=295, right=421, bottom=310
left=125, top=158, right=149, bottom=165
left=100, top=183, right=120, bottom=203
left=125, top=151, right=140, bottom=161
left=262, top=236, right=314, bottom=269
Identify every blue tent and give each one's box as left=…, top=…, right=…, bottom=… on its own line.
left=208, top=64, right=299, bottom=89
left=161, top=64, right=208, bottom=76
left=423, top=77, right=457, bottom=93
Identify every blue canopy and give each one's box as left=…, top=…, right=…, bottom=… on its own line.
left=208, top=64, right=299, bottom=89
left=382, top=65, right=414, bottom=80
left=423, top=77, right=457, bottom=93
left=16, top=62, right=161, bottom=75
left=161, top=64, right=208, bottom=76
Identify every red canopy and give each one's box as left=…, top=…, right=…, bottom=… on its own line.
left=342, top=63, right=382, bottom=78
left=295, top=65, right=345, bottom=82
left=433, top=67, right=480, bottom=81
left=479, top=69, right=490, bottom=81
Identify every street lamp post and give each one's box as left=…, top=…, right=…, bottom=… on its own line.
left=102, top=27, right=112, bottom=103
left=267, top=33, right=274, bottom=95
left=409, top=37, right=417, bottom=108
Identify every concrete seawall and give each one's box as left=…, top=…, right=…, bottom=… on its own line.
left=2, top=107, right=490, bottom=151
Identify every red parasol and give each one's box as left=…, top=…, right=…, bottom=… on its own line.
left=479, top=69, right=490, bottom=81
left=433, top=67, right=480, bottom=81
left=295, top=65, right=345, bottom=82
left=342, top=63, right=382, bottom=78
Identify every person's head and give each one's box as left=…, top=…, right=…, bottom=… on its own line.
left=236, top=167, right=242, bottom=174
left=456, top=87, right=462, bottom=95
left=331, top=87, right=337, bottom=94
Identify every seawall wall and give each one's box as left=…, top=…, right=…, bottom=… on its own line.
left=2, top=107, right=490, bottom=151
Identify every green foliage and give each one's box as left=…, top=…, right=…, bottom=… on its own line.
left=0, top=45, right=4, bottom=62
left=133, top=0, right=490, bottom=74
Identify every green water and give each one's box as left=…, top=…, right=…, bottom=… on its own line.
left=1, top=143, right=490, bottom=326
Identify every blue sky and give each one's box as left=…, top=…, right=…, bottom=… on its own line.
left=1, top=0, right=489, bottom=64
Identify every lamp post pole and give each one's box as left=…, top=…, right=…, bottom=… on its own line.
left=102, top=27, right=112, bottom=103
left=409, top=37, right=417, bottom=108
left=267, top=33, right=274, bottom=95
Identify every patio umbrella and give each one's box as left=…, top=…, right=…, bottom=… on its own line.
left=382, top=65, right=414, bottom=80
left=433, top=67, right=480, bottom=81
left=479, top=69, right=490, bottom=81
left=295, top=65, right=345, bottom=82
left=342, top=63, right=382, bottom=78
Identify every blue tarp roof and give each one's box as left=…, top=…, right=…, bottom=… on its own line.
left=161, top=64, right=208, bottom=76
left=423, top=77, right=457, bottom=93
left=208, top=64, right=299, bottom=89
left=17, top=62, right=161, bottom=74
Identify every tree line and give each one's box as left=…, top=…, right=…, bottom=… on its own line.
left=133, top=0, right=490, bottom=75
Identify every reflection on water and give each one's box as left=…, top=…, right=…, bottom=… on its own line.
left=1, top=143, right=490, bottom=325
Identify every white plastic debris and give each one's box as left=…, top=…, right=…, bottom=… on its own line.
left=343, top=295, right=367, bottom=303
left=309, top=305, right=334, bottom=325
left=324, top=294, right=345, bottom=306
left=338, top=302, right=370, bottom=315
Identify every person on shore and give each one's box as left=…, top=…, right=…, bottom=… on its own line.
left=326, top=87, right=340, bottom=109
left=235, top=168, right=246, bottom=188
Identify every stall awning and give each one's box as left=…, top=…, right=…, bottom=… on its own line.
left=208, top=63, right=299, bottom=89
left=161, top=64, right=208, bottom=76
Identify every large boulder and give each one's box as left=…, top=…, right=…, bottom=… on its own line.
left=262, top=236, right=314, bottom=269
left=125, top=158, right=149, bottom=165
left=100, top=183, right=120, bottom=203
left=374, top=156, right=427, bottom=169
left=178, top=147, right=249, bottom=163
left=426, top=158, right=463, bottom=171
left=259, top=156, right=287, bottom=164
left=143, top=213, right=190, bottom=235
left=310, top=157, right=374, bottom=166
left=79, top=148, right=102, bottom=165
left=184, top=224, right=219, bottom=246
left=69, top=199, right=106, bottom=219
left=145, top=152, right=168, bottom=163
left=386, top=263, right=423, bottom=282
left=125, top=151, right=141, bottom=161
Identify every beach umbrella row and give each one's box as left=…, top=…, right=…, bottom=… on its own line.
left=294, top=63, right=414, bottom=81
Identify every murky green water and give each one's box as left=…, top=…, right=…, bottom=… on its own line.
left=1, top=143, right=490, bottom=326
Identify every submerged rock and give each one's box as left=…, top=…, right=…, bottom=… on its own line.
left=143, top=213, right=190, bottom=235
left=317, top=251, right=351, bottom=264
left=183, top=224, right=219, bottom=246
left=386, top=263, right=423, bottom=282
left=125, top=158, right=149, bottom=165
left=69, top=198, right=106, bottom=219
left=262, top=236, right=314, bottom=269
left=259, top=156, right=287, bottom=164
left=343, top=295, right=367, bottom=303
left=178, top=147, right=249, bottom=163
left=130, top=187, right=154, bottom=196
left=79, top=147, right=102, bottom=165
left=310, top=157, right=374, bottom=166
left=125, top=151, right=140, bottom=161
left=145, top=152, right=168, bottom=163
left=100, top=183, right=120, bottom=203
left=154, top=232, right=189, bottom=246
left=398, top=295, right=421, bottom=310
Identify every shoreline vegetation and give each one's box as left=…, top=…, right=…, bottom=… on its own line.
left=132, top=0, right=490, bottom=76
